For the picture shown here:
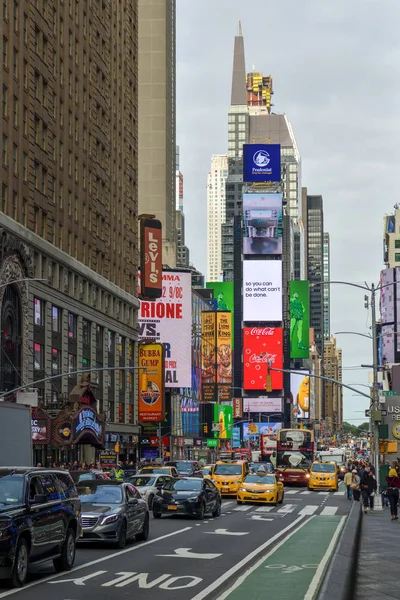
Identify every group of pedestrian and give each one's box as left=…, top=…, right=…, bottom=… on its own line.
left=343, top=460, right=377, bottom=514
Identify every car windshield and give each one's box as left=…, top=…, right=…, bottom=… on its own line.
left=70, top=472, right=95, bottom=483
left=0, top=473, right=24, bottom=505
left=312, top=464, right=336, bottom=473
left=128, top=477, right=156, bottom=487
left=163, top=479, right=202, bottom=492
left=166, top=462, right=192, bottom=473
left=213, top=464, right=242, bottom=475
left=77, top=485, right=122, bottom=504
left=141, top=468, right=169, bottom=474
left=244, top=475, right=275, bottom=484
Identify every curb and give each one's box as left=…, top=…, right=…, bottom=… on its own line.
left=316, top=501, right=362, bottom=600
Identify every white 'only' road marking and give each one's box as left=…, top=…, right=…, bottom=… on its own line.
left=0, top=526, right=193, bottom=599
left=156, top=548, right=221, bottom=560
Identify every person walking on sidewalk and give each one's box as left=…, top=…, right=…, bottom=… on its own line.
left=386, top=467, right=400, bottom=521
left=344, top=468, right=353, bottom=500
left=351, top=468, right=361, bottom=502
left=361, top=467, right=377, bottom=514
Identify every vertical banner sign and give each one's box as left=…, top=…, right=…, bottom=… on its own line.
left=216, top=311, right=232, bottom=401
left=138, top=271, right=192, bottom=387
left=201, top=311, right=217, bottom=402
left=290, top=372, right=310, bottom=419
left=206, top=282, right=234, bottom=347
left=213, top=404, right=233, bottom=439
left=232, top=397, right=243, bottom=418
left=138, top=343, right=164, bottom=422
left=140, top=218, right=162, bottom=299
left=289, top=281, right=310, bottom=359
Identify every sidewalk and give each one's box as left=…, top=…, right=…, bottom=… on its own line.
left=355, top=505, right=400, bottom=599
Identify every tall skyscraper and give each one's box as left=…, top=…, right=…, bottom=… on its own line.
left=323, top=232, right=330, bottom=339
left=323, top=337, right=343, bottom=429
left=176, top=146, right=183, bottom=211
left=206, top=155, right=228, bottom=281
left=138, top=0, right=176, bottom=267
left=175, top=147, right=189, bottom=267
left=0, top=2, right=140, bottom=458
left=383, top=206, right=400, bottom=268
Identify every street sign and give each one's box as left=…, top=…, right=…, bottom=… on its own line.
left=381, top=391, right=398, bottom=396
left=206, top=439, right=218, bottom=447
left=381, top=410, right=388, bottom=417
left=365, top=409, right=371, bottom=417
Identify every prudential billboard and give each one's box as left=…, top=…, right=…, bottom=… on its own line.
left=289, top=281, right=310, bottom=359
left=243, top=144, right=281, bottom=183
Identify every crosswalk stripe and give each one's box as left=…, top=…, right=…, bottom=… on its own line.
left=334, top=491, right=345, bottom=496
left=277, top=504, right=296, bottom=513
left=284, top=490, right=299, bottom=495
left=320, top=506, right=338, bottom=516
left=233, top=505, right=252, bottom=512
left=254, top=506, right=274, bottom=512
left=318, top=492, right=330, bottom=495
left=300, top=491, right=312, bottom=495
left=222, top=501, right=234, bottom=506
left=299, top=505, right=319, bottom=516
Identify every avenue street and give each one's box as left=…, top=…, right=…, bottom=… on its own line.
left=0, top=485, right=352, bottom=600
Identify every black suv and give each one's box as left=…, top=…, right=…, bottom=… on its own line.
left=0, top=467, right=82, bottom=587
left=164, top=461, right=203, bottom=478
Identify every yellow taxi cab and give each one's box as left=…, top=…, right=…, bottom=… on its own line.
left=308, top=461, right=338, bottom=492
left=211, top=460, right=248, bottom=496
left=139, top=465, right=179, bottom=477
left=237, top=473, right=284, bottom=505
left=201, top=465, right=214, bottom=479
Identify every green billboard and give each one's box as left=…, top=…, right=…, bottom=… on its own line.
left=213, top=404, right=233, bottom=439
left=206, top=282, right=234, bottom=347
left=289, top=280, right=310, bottom=359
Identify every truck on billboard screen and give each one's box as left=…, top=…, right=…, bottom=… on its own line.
left=138, top=343, right=164, bottom=422
left=140, top=218, right=162, bottom=299
left=243, top=327, right=283, bottom=390
left=289, top=281, right=310, bottom=359
left=243, top=193, right=283, bottom=256
left=290, top=372, right=310, bottom=419
left=206, top=282, right=234, bottom=346
left=243, top=144, right=281, bottom=183
left=138, top=271, right=192, bottom=388
left=243, top=260, right=282, bottom=322
left=217, top=311, right=232, bottom=401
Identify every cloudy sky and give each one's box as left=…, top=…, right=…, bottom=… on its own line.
left=176, top=0, right=400, bottom=425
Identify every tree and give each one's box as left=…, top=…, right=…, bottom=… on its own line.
left=358, top=422, right=370, bottom=432
left=342, top=422, right=360, bottom=436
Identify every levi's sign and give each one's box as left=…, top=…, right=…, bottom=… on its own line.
left=140, top=218, right=162, bottom=299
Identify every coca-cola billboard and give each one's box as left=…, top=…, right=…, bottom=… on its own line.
left=243, top=327, right=283, bottom=391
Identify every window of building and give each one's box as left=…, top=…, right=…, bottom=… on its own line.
left=395, top=239, right=400, bottom=249
left=12, top=95, right=17, bottom=126
left=2, top=35, right=8, bottom=67
left=68, top=352, right=76, bottom=375
left=2, top=134, right=7, bottom=165
left=395, top=253, right=400, bottom=263
left=117, top=334, right=124, bottom=358
left=96, top=325, right=103, bottom=350
left=82, top=356, right=90, bottom=371
left=2, top=84, right=7, bottom=117
left=107, top=330, right=115, bottom=354
left=52, top=305, right=61, bottom=332
left=34, top=297, right=43, bottom=326
left=12, top=143, right=17, bottom=174
left=51, top=348, right=60, bottom=375
left=68, top=312, right=77, bottom=338
left=1, top=183, right=7, bottom=212
left=33, top=343, right=43, bottom=371
left=82, top=319, right=90, bottom=344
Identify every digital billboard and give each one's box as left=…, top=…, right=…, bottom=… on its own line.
left=290, top=281, right=310, bottom=359
left=201, top=311, right=217, bottom=402
left=290, top=371, right=310, bottom=419
left=382, top=324, right=395, bottom=364
left=138, top=271, right=192, bottom=388
left=216, top=312, right=232, bottom=401
left=243, top=397, right=282, bottom=413
left=243, top=260, right=282, bottom=322
left=213, top=404, right=233, bottom=439
left=243, top=144, right=281, bottom=183
left=243, top=327, right=283, bottom=391
left=243, top=193, right=283, bottom=256
left=138, top=343, right=164, bottom=422
left=380, top=268, right=394, bottom=324
left=206, top=282, right=234, bottom=346
left=242, top=421, right=282, bottom=440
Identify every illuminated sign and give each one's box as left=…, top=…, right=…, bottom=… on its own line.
left=138, top=343, right=165, bottom=422
left=140, top=218, right=162, bottom=299
left=243, top=144, right=281, bottom=182
left=243, top=260, right=282, bottom=322
left=243, top=327, right=283, bottom=390
left=243, top=193, right=283, bottom=256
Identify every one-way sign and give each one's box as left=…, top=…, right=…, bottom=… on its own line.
left=365, top=409, right=371, bottom=417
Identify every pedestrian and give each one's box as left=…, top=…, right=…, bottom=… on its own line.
left=361, top=467, right=377, bottom=514
left=386, top=467, right=400, bottom=521
left=351, top=469, right=361, bottom=502
left=344, top=468, right=353, bottom=500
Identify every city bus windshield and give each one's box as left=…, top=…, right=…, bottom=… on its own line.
left=277, top=451, right=313, bottom=470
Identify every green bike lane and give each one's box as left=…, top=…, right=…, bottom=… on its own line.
left=219, top=515, right=345, bottom=600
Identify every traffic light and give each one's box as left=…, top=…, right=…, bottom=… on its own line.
left=203, top=425, right=208, bottom=434
left=265, top=375, right=272, bottom=392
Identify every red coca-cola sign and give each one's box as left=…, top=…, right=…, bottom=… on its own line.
left=243, top=327, right=283, bottom=391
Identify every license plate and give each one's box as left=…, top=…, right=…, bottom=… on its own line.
left=168, top=505, right=177, bottom=511
left=252, top=495, right=259, bottom=500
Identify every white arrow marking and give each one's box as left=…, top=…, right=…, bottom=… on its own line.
left=156, top=548, right=222, bottom=560
left=204, top=529, right=249, bottom=536
left=277, top=504, right=296, bottom=513
left=250, top=515, right=273, bottom=521
left=298, top=505, right=318, bottom=516
left=49, top=571, right=107, bottom=586
left=282, top=566, right=304, bottom=573
left=255, top=506, right=274, bottom=512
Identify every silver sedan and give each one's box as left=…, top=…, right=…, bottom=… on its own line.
left=126, top=474, right=174, bottom=510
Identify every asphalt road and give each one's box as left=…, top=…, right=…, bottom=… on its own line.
left=0, top=483, right=353, bottom=600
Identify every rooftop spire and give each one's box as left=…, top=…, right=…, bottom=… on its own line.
left=230, top=25, right=247, bottom=106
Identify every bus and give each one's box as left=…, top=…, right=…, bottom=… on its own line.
left=276, top=428, right=314, bottom=485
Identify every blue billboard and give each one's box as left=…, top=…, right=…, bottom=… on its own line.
left=243, top=144, right=281, bottom=183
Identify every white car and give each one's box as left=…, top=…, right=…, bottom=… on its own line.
left=126, top=474, right=174, bottom=510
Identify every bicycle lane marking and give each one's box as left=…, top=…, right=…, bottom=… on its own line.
left=218, top=515, right=345, bottom=600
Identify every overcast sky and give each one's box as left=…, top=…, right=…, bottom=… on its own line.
left=176, top=0, right=400, bottom=425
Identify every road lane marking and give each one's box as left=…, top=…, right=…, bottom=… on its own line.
left=233, top=505, right=252, bottom=512
left=156, top=548, right=222, bottom=560
left=334, top=491, right=344, bottom=496
left=284, top=490, right=299, bottom=495
left=104, top=572, right=171, bottom=588
left=0, top=526, right=194, bottom=598
left=300, top=491, right=312, bottom=495
left=204, top=529, right=249, bottom=536
left=318, top=492, right=329, bottom=495
left=320, top=506, right=338, bottom=516
left=277, top=504, right=296, bottom=513
left=250, top=515, right=273, bottom=522
left=298, top=505, right=319, bottom=516
left=49, top=571, right=107, bottom=586
left=189, top=516, right=305, bottom=600
left=254, top=506, right=274, bottom=512
left=304, top=517, right=346, bottom=599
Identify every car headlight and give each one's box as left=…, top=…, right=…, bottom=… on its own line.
left=238, top=487, right=246, bottom=492
left=100, top=514, right=120, bottom=526
left=306, top=474, right=310, bottom=478
left=187, top=496, right=200, bottom=503
left=329, top=476, right=336, bottom=480
left=233, top=480, right=241, bottom=484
